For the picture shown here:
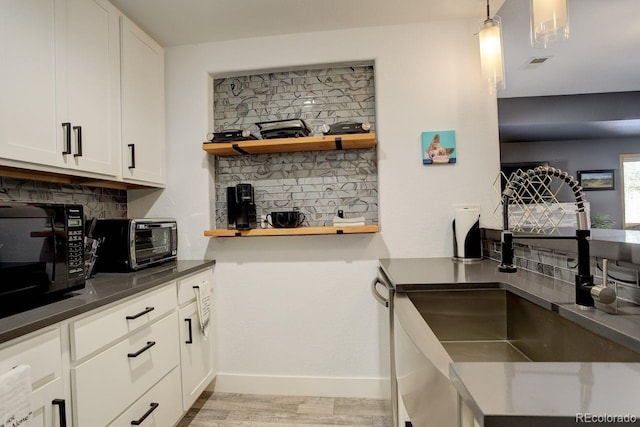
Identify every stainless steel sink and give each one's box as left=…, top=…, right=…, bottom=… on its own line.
left=409, top=288, right=640, bottom=363
left=394, top=286, right=640, bottom=427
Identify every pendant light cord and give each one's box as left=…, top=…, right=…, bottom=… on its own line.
left=485, top=0, right=493, bottom=24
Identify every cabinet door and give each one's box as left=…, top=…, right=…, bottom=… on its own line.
left=0, top=328, right=68, bottom=427
left=179, top=301, right=214, bottom=411
left=31, top=378, right=69, bottom=427
left=62, top=0, right=120, bottom=176
left=121, top=17, right=166, bottom=186
left=0, top=0, right=65, bottom=168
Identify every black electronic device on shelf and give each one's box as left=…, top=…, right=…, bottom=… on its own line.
left=321, top=121, right=371, bottom=135
left=227, top=184, right=257, bottom=230
left=256, top=119, right=311, bottom=139
left=205, top=129, right=257, bottom=143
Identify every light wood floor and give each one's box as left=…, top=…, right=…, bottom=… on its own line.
left=177, top=392, right=393, bottom=426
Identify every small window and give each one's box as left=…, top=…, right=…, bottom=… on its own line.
left=620, top=154, right=640, bottom=228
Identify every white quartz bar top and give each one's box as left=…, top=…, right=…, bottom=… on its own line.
left=450, top=362, right=640, bottom=427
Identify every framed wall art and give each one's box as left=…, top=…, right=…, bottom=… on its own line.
left=577, top=169, right=615, bottom=191
left=422, top=130, right=456, bottom=165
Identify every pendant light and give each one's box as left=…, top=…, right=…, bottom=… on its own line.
left=530, top=0, right=569, bottom=48
left=478, top=0, right=505, bottom=93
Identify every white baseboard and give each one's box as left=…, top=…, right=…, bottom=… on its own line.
left=209, top=373, right=390, bottom=399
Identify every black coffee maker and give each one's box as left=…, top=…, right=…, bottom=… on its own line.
left=227, top=184, right=257, bottom=230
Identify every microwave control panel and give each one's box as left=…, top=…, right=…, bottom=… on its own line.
left=66, top=206, right=85, bottom=277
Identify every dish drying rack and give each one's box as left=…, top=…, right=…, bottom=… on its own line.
left=493, top=169, right=590, bottom=234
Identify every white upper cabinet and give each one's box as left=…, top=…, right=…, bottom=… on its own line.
left=0, top=0, right=63, bottom=168
left=60, top=0, right=121, bottom=176
left=120, top=16, right=166, bottom=186
left=0, top=0, right=120, bottom=177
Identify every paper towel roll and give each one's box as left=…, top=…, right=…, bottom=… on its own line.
left=453, top=207, right=481, bottom=259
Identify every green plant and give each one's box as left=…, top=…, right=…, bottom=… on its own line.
left=591, top=213, right=614, bottom=229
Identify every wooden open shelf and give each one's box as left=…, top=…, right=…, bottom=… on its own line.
left=204, top=225, right=379, bottom=237
left=202, top=133, right=376, bottom=156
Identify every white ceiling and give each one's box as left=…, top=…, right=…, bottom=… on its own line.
left=111, top=0, right=640, bottom=98
left=498, top=0, right=640, bottom=98
left=109, top=0, right=498, bottom=47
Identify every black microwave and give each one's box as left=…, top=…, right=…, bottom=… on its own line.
left=0, top=203, right=85, bottom=315
left=93, top=218, right=177, bottom=272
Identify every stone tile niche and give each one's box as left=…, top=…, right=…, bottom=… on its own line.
left=212, top=65, right=378, bottom=228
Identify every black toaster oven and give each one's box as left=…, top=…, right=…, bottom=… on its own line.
left=92, top=218, right=177, bottom=272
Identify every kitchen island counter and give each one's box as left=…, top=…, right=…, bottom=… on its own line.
left=379, top=257, right=640, bottom=353
left=381, top=257, right=640, bottom=426
left=450, top=362, right=640, bottom=426
left=0, top=259, right=215, bottom=344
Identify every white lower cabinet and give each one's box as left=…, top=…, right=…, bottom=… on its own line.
left=0, top=327, right=70, bottom=427
left=70, top=283, right=177, bottom=361
left=1, top=267, right=215, bottom=427
left=110, top=367, right=182, bottom=427
left=179, top=301, right=214, bottom=411
left=72, top=311, right=180, bottom=426
left=31, top=377, right=66, bottom=427
left=177, top=269, right=215, bottom=411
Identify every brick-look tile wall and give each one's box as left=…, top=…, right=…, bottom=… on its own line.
left=0, top=176, right=127, bottom=219
left=484, top=240, right=640, bottom=305
left=213, top=65, right=378, bottom=228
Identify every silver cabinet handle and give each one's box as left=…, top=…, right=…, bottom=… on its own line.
left=371, top=277, right=389, bottom=307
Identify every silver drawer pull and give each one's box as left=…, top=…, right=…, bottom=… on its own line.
left=371, top=277, right=389, bottom=308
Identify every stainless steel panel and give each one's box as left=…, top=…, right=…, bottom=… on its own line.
left=394, top=295, right=457, bottom=427
left=442, top=341, right=530, bottom=363
left=409, top=289, right=507, bottom=341
left=395, top=286, right=640, bottom=426
left=507, top=292, right=640, bottom=362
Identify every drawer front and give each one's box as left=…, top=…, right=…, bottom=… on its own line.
left=109, top=367, right=182, bottom=427
left=177, top=268, right=212, bottom=306
left=71, top=283, right=177, bottom=360
left=72, top=312, right=179, bottom=427
left=0, top=327, right=61, bottom=389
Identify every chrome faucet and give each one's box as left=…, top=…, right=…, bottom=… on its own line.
left=498, top=166, right=614, bottom=308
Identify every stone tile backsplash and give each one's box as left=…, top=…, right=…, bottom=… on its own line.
left=213, top=65, right=378, bottom=228
left=213, top=66, right=375, bottom=135
left=0, top=176, right=127, bottom=220
left=484, top=240, right=640, bottom=305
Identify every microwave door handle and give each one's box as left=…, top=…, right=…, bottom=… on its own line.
left=48, top=219, right=57, bottom=282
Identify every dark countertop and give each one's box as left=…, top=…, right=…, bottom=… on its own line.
left=0, top=260, right=216, bottom=345
left=379, top=257, right=640, bottom=353
left=380, top=257, right=640, bottom=426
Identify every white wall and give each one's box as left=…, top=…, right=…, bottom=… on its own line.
left=129, top=20, right=501, bottom=397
